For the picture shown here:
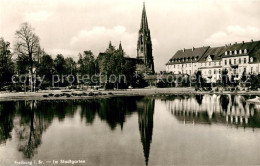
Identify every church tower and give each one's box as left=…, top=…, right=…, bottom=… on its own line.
left=137, top=3, right=155, bottom=74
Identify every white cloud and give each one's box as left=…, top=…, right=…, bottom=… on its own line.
left=25, top=11, right=52, bottom=22
left=70, top=26, right=137, bottom=57
left=204, top=25, right=260, bottom=46
left=47, top=48, right=78, bottom=58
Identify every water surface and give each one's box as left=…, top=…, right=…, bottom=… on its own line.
left=1, top=95, right=260, bottom=166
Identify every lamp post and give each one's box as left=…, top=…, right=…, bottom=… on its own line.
left=31, top=67, right=36, bottom=92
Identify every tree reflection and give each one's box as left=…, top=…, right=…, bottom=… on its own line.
left=0, top=102, right=16, bottom=144
left=14, top=100, right=79, bottom=158
left=79, top=97, right=155, bottom=165
left=79, top=97, right=140, bottom=130
left=15, top=101, right=44, bottom=158
left=1, top=97, right=156, bottom=163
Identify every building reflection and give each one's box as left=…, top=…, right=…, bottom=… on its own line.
left=164, top=94, right=260, bottom=128
left=137, top=98, right=155, bottom=166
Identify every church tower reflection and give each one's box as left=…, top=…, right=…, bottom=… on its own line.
left=137, top=98, right=155, bottom=166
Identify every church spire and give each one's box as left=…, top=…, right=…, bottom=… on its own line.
left=119, top=41, right=123, bottom=51
left=140, top=2, right=149, bottom=32
left=109, top=41, right=113, bottom=49
left=137, top=3, right=155, bottom=74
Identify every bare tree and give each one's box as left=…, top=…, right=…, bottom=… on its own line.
left=14, top=22, right=40, bottom=75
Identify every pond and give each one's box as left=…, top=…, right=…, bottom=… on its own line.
left=1, top=95, right=260, bottom=166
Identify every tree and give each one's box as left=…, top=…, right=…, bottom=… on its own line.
left=54, top=54, right=65, bottom=75
left=78, top=50, right=96, bottom=76
left=65, top=57, right=77, bottom=75
left=37, top=54, right=54, bottom=87
left=65, top=57, right=77, bottom=85
left=195, top=70, right=204, bottom=88
left=221, top=69, right=229, bottom=87
left=0, top=38, right=14, bottom=87
left=14, top=22, right=40, bottom=75
left=248, top=74, right=260, bottom=90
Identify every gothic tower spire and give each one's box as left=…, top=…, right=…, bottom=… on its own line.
left=119, top=41, right=123, bottom=51
left=137, top=2, right=155, bottom=74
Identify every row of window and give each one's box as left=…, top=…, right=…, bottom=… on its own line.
left=225, top=49, right=247, bottom=56
left=224, top=57, right=253, bottom=65
left=201, top=61, right=221, bottom=67
left=169, top=57, right=254, bottom=69
left=170, top=57, right=199, bottom=63
left=202, top=67, right=259, bottom=75
left=170, top=61, right=222, bottom=68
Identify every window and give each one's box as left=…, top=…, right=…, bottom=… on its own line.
left=250, top=57, right=253, bottom=62
left=219, top=69, right=221, bottom=74
left=244, top=49, right=247, bottom=54
left=190, top=64, right=191, bottom=67
left=214, top=70, right=216, bottom=74
left=239, top=58, right=241, bottom=64
left=234, top=59, right=236, bottom=65
left=244, top=58, right=247, bottom=63
left=229, top=59, right=232, bottom=65
left=244, top=67, right=246, bottom=72
left=214, top=62, right=216, bottom=66
left=239, top=50, right=242, bottom=54
left=225, top=51, right=228, bottom=55
left=229, top=51, right=232, bottom=55
left=209, top=70, right=211, bottom=74
left=251, top=67, right=253, bottom=73
left=234, top=50, right=237, bottom=54
left=225, top=60, right=227, bottom=65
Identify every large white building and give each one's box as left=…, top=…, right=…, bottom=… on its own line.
left=166, top=40, right=260, bottom=82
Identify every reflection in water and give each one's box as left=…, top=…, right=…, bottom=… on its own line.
left=164, top=94, right=260, bottom=128
left=0, top=97, right=155, bottom=165
left=1, top=95, right=260, bottom=165
left=137, top=98, right=155, bottom=166
left=0, top=102, right=16, bottom=144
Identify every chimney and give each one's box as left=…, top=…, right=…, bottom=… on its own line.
left=225, top=44, right=227, bottom=47
left=242, top=41, right=244, bottom=44
left=192, top=47, right=195, bottom=51
left=251, top=39, right=254, bottom=42
left=230, top=43, right=232, bottom=46
left=183, top=48, right=185, bottom=52
left=235, top=42, right=237, bottom=44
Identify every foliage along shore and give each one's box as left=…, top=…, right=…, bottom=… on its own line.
left=0, top=88, right=260, bottom=102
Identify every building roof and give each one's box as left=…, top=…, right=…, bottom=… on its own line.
left=226, top=40, right=260, bottom=52
left=167, top=46, right=209, bottom=65
left=199, top=46, right=226, bottom=62
left=166, top=39, right=260, bottom=65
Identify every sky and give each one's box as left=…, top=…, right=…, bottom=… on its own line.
left=1, top=0, right=260, bottom=71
